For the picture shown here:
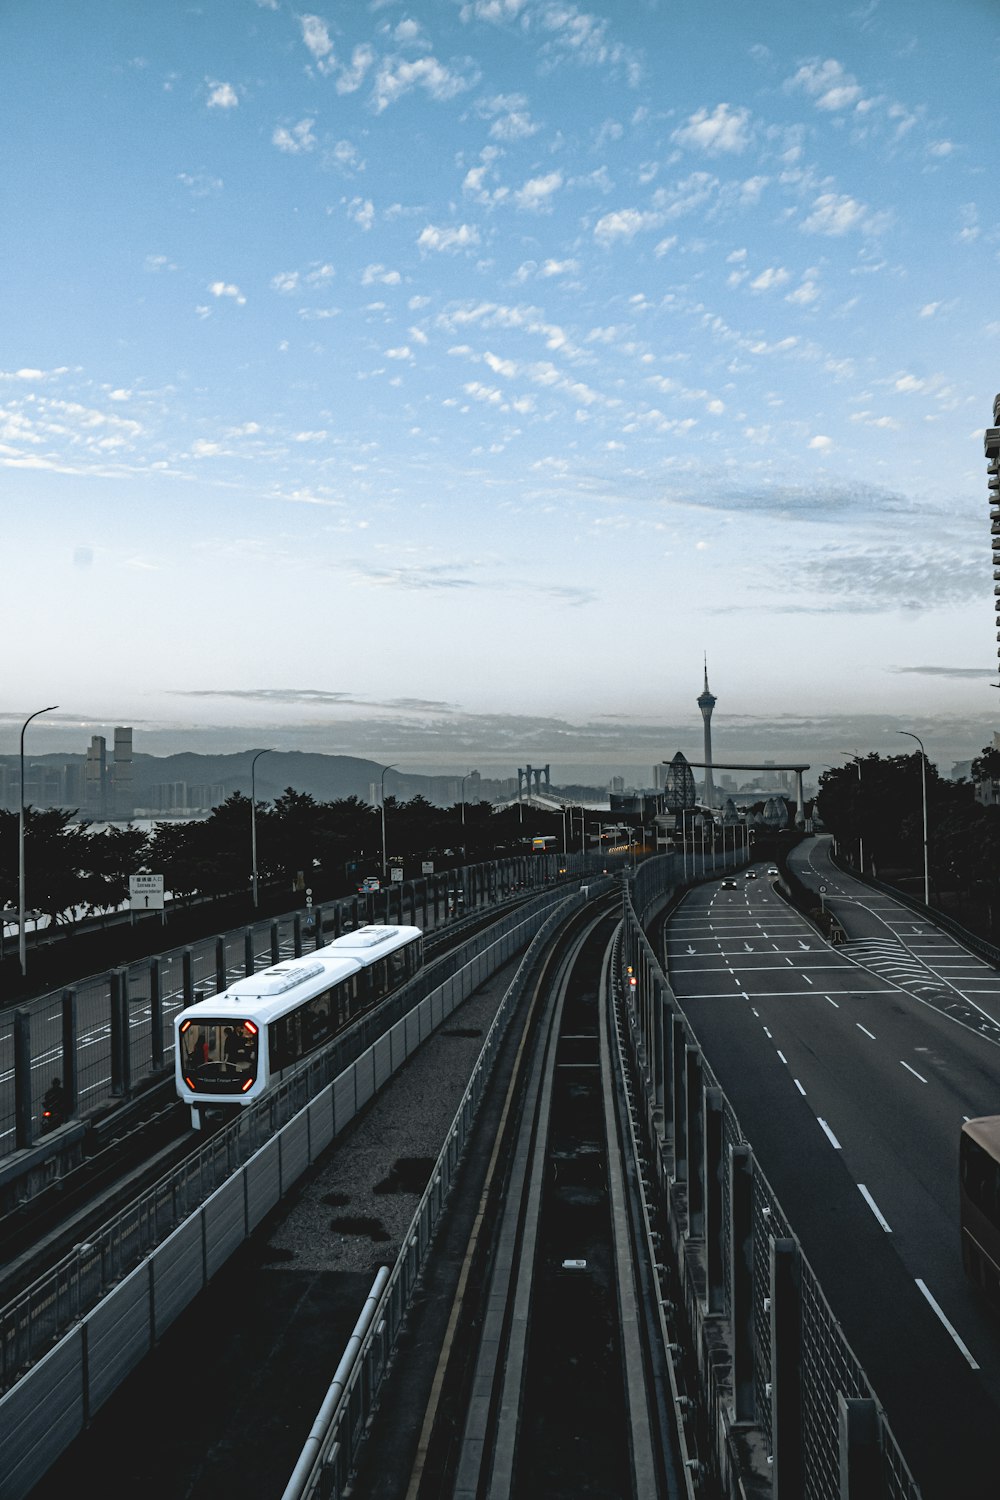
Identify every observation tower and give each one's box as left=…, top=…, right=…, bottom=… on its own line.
left=698, top=658, right=717, bottom=812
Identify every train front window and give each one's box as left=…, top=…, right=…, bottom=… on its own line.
left=181, top=1019, right=259, bottom=1094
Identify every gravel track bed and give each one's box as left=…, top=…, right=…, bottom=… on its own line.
left=261, top=959, right=520, bottom=1279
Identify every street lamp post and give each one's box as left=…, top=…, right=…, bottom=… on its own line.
left=380, top=764, right=398, bottom=880
left=18, top=704, right=59, bottom=977
left=250, top=749, right=273, bottom=910
left=460, top=770, right=476, bottom=826
left=898, top=731, right=930, bottom=906
left=840, top=752, right=865, bottom=875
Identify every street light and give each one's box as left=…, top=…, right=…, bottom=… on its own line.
left=250, top=749, right=273, bottom=910
left=18, top=704, right=59, bottom=977
left=380, top=764, right=398, bottom=879
left=460, top=770, right=476, bottom=826
left=840, top=752, right=865, bottom=876
left=898, top=731, right=930, bottom=906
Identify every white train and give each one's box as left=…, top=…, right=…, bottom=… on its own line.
left=174, top=924, right=424, bottom=1128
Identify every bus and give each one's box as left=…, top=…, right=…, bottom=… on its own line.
left=531, top=835, right=557, bottom=852
left=960, top=1116, right=1000, bottom=1307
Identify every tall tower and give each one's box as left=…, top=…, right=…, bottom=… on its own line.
left=698, top=657, right=717, bottom=812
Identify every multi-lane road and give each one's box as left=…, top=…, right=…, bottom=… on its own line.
left=663, top=837, right=1000, bottom=1497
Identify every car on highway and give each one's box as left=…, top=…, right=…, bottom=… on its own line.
left=721, top=877, right=737, bottom=889
left=767, top=866, right=778, bottom=876
left=744, top=870, right=757, bottom=880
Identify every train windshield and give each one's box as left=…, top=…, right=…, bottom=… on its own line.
left=180, top=1018, right=258, bottom=1094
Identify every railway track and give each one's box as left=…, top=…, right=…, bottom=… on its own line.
left=362, top=903, right=693, bottom=1499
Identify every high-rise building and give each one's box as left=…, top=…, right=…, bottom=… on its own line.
left=697, top=658, right=717, bottom=812
left=85, top=736, right=107, bottom=818
left=112, top=727, right=134, bottom=820
left=987, top=395, right=1000, bottom=678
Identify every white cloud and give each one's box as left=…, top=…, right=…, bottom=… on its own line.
left=593, top=207, right=663, bottom=244
left=919, top=302, right=940, bottom=318
left=272, top=271, right=300, bottom=294
left=786, top=58, right=865, bottom=112
left=809, top=434, right=833, bottom=450
left=207, top=80, right=238, bottom=109
left=671, top=103, right=751, bottom=155
left=300, top=14, right=336, bottom=71
left=361, top=264, right=401, bottom=285
left=786, top=279, right=820, bottom=306
left=373, top=55, right=476, bottom=113
left=336, top=44, right=375, bottom=93
left=209, top=281, right=246, bottom=305
left=750, top=266, right=790, bottom=292
left=540, top=259, right=579, bottom=277
left=513, top=170, right=563, bottom=211
left=386, top=345, right=412, bottom=360
left=417, top=223, right=481, bottom=252
left=348, top=198, right=376, bottom=230
left=800, top=193, right=869, bottom=236
left=273, top=118, right=317, bottom=153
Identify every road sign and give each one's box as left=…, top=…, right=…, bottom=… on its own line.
left=421, top=860, right=434, bottom=875
left=129, top=873, right=164, bottom=911
left=391, top=867, right=404, bottom=883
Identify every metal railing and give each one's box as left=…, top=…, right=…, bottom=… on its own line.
left=618, top=856, right=922, bottom=1500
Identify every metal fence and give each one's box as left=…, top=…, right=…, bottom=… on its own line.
left=620, top=856, right=922, bottom=1500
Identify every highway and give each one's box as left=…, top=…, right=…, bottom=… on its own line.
left=662, top=837, right=1000, bottom=1497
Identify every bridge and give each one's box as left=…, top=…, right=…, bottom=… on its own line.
left=3, top=847, right=998, bottom=1498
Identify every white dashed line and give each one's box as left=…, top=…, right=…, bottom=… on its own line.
left=858, top=1184, right=892, bottom=1232
left=915, top=1280, right=979, bottom=1370
left=856, top=1024, right=876, bottom=1040
left=900, top=1060, right=928, bottom=1083
left=825, top=996, right=839, bottom=1008
left=818, top=1118, right=842, bottom=1149
left=777, top=1050, right=787, bottom=1064
left=803, top=975, right=813, bottom=985
left=794, top=1079, right=806, bottom=1095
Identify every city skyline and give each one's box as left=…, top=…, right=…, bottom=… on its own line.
left=3, top=0, right=998, bottom=766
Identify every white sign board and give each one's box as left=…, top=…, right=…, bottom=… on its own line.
left=129, top=873, right=164, bottom=910
left=390, top=866, right=404, bottom=883
left=421, top=860, right=434, bottom=876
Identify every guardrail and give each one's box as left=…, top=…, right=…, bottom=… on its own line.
left=0, top=884, right=585, bottom=1500
left=618, top=856, right=922, bottom=1500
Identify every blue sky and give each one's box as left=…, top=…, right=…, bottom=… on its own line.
left=3, top=0, right=1000, bottom=780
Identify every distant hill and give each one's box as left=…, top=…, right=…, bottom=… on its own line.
left=1, top=751, right=448, bottom=808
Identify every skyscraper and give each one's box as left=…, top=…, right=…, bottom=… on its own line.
left=698, top=657, right=717, bottom=812
left=986, top=395, right=1000, bottom=680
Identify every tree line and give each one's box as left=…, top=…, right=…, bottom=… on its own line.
left=0, top=790, right=563, bottom=929
left=815, top=747, right=1000, bottom=911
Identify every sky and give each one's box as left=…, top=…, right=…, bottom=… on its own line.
left=3, top=0, right=1000, bottom=783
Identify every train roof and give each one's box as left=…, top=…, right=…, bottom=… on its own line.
left=962, top=1116, right=1000, bottom=1154
left=176, top=953, right=362, bottom=1020
left=325, top=924, right=422, bottom=956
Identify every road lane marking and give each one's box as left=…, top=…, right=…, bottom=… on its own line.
left=856, top=1024, right=876, bottom=1040
left=794, top=1079, right=806, bottom=1095
left=900, top=1060, right=928, bottom=1083
left=857, top=1185, right=892, bottom=1232
left=825, top=995, right=839, bottom=1008
left=777, top=1050, right=787, bottom=1064
left=915, top=1280, right=979, bottom=1370
left=803, top=975, right=813, bottom=985
left=818, top=1118, right=842, bottom=1149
